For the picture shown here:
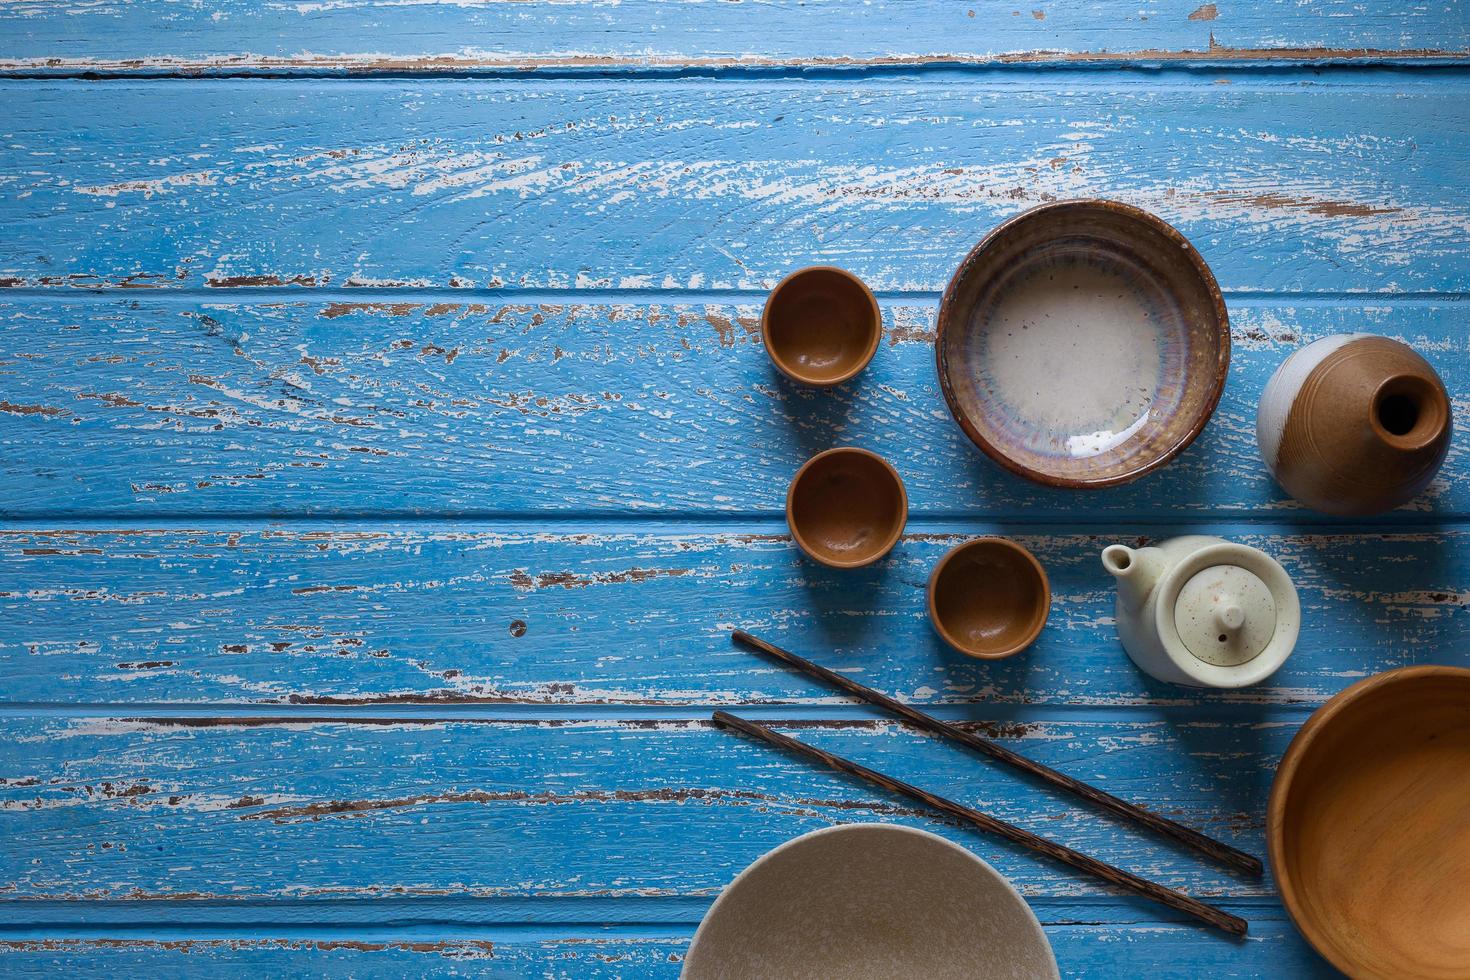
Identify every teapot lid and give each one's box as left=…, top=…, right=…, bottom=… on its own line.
left=1172, top=564, right=1276, bottom=667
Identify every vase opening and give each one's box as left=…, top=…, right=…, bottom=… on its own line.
left=1371, top=373, right=1447, bottom=450
left=1376, top=393, right=1418, bottom=436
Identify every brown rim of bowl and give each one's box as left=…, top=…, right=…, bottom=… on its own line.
left=926, top=537, right=1050, bottom=659
left=1266, top=664, right=1470, bottom=978
left=785, top=446, right=908, bottom=569
left=762, top=265, right=882, bottom=387
left=934, top=199, right=1231, bottom=489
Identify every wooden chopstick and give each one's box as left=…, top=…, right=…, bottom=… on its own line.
left=733, top=629, right=1263, bottom=877
left=711, top=710, right=1248, bottom=937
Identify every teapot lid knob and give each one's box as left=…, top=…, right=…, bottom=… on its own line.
left=1214, top=604, right=1246, bottom=635
left=1173, top=565, right=1277, bottom=667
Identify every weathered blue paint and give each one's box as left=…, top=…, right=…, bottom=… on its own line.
left=1, top=6, right=1464, bottom=976
left=1, top=80, right=1469, bottom=294
left=0, top=524, right=1465, bottom=707
left=0, top=713, right=1337, bottom=976
left=0, top=919, right=1337, bottom=978
left=0, top=713, right=1287, bottom=898
left=1, top=298, right=1465, bottom=517
left=1, top=0, right=1467, bottom=73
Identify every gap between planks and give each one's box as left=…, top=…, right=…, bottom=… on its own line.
left=0, top=895, right=1296, bottom=932
left=3, top=57, right=1470, bottom=82
left=1, top=286, right=1469, bottom=306
left=3, top=64, right=1470, bottom=87
left=0, top=514, right=1466, bottom=530
left=0, top=701, right=1320, bottom=725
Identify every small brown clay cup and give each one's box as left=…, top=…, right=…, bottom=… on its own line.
left=762, top=266, right=881, bottom=386
left=786, top=448, right=907, bottom=568
left=927, top=538, right=1050, bottom=659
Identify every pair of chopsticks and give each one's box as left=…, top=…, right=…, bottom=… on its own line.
left=713, top=629, right=1258, bottom=937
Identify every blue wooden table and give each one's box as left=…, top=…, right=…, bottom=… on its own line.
left=2, top=3, right=1468, bottom=975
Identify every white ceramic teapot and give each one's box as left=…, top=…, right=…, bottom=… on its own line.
left=1101, top=535, right=1300, bottom=688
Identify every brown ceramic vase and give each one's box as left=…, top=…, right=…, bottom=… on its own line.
left=1269, top=666, right=1470, bottom=978
left=927, top=538, right=1050, bottom=659
left=762, top=266, right=881, bottom=386
left=785, top=447, right=906, bottom=568
left=1256, top=334, right=1451, bottom=515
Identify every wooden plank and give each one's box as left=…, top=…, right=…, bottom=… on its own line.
left=1049, top=919, right=1334, bottom=977
left=0, top=935, right=683, bottom=979
left=1, top=524, right=1464, bottom=708
left=1, top=0, right=1465, bottom=73
left=0, top=919, right=1338, bottom=978
left=0, top=714, right=1297, bottom=900
left=2, top=81, right=1468, bottom=294
left=2, top=298, right=1465, bottom=519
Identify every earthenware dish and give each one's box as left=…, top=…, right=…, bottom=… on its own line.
left=786, top=447, right=906, bottom=568
left=928, top=538, right=1050, bottom=658
left=762, top=265, right=882, bottom=386
left=1269, top=666, right=1470, bottom=979
left=1257, top=333, right=1451, bottom=515
left=936, top=200, right=1229, bottom=488
left=1102, top=535, right=1300, bottom=688
left=682, top=823, right=1059, bottom=980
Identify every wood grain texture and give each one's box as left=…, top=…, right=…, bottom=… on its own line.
left=1268, top=666, right=1470, bottom=978
left=731, top=630, right=1263, bottom=875
left=1, top=523, right=1464, bottom=708
left=0, top=935, right=683, bottom=979
left=1, top=0, right=1466, bottom=73
left=0, top=713, right=1293, bottom=901
left=710, top=710, right=1249, bottom=934
left=2, top=81, right=1469, bottom=294
left=4, top=12, right=1465, bottom=974
left=0, top=919, right=1341, bottom=978
left=2, top=299, right=1465, bottom=518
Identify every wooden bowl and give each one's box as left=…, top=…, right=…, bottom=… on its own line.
left=927, top=538, right=1050, bottom=659
left=936, top=200, right=1229, bottom=488
left=786, top=447, right=907, bottom=568
left=1268, top=666, right=1470, bottom=978
left=683, top=824, right=1059, bottom=979
left=762, top=266, right=881, bottom=386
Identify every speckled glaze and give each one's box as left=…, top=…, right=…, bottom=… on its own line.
left=762, top=265, right=882, bottom=386
left=786, top=447, right=907, bottom=568
left=936, top=200, right=1229, bottom=488
left=1101, top=535, right=1299, bottom=688
left=928, top=538, right=1050, bottom=659
left=1269, top=667, right=1470, bottom=980
left=1256, top=333, right=1451, bottom=515
left=682, top=824, right=1059, bottom=980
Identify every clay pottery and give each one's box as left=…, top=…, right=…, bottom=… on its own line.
left=786, top=447, right=906, bottom=568
left=1101, top=535, right=1299, bottom=688
left=1269, top=666, right=1470, bottom=979
left=762, top=266, right=882, bottom=386
left=936, top=200, right=1229, bottom=488
left=928, top=538, right=1050, bottom=659
left=1257, top=333, right=1451, bottom=516
left=683, top=823, right=1059, bottom=979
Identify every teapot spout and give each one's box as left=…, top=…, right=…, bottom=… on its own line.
left=1102, top=544, right=1165, bottom=612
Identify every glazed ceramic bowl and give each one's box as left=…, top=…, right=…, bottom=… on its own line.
left=1269, top=666, right=1470, bottom=979
left=936, top=200, right=1229, bottom=488
left=786, top=447, right=907, bottom=568
left=928, top=538, right=1050, bottom=659
left=683, top=824, right=1059, bottom=980
left=762, top=266, right=882, bottom=386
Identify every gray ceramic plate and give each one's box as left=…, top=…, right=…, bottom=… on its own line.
left=682, top=824, right=1060, bottom=980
